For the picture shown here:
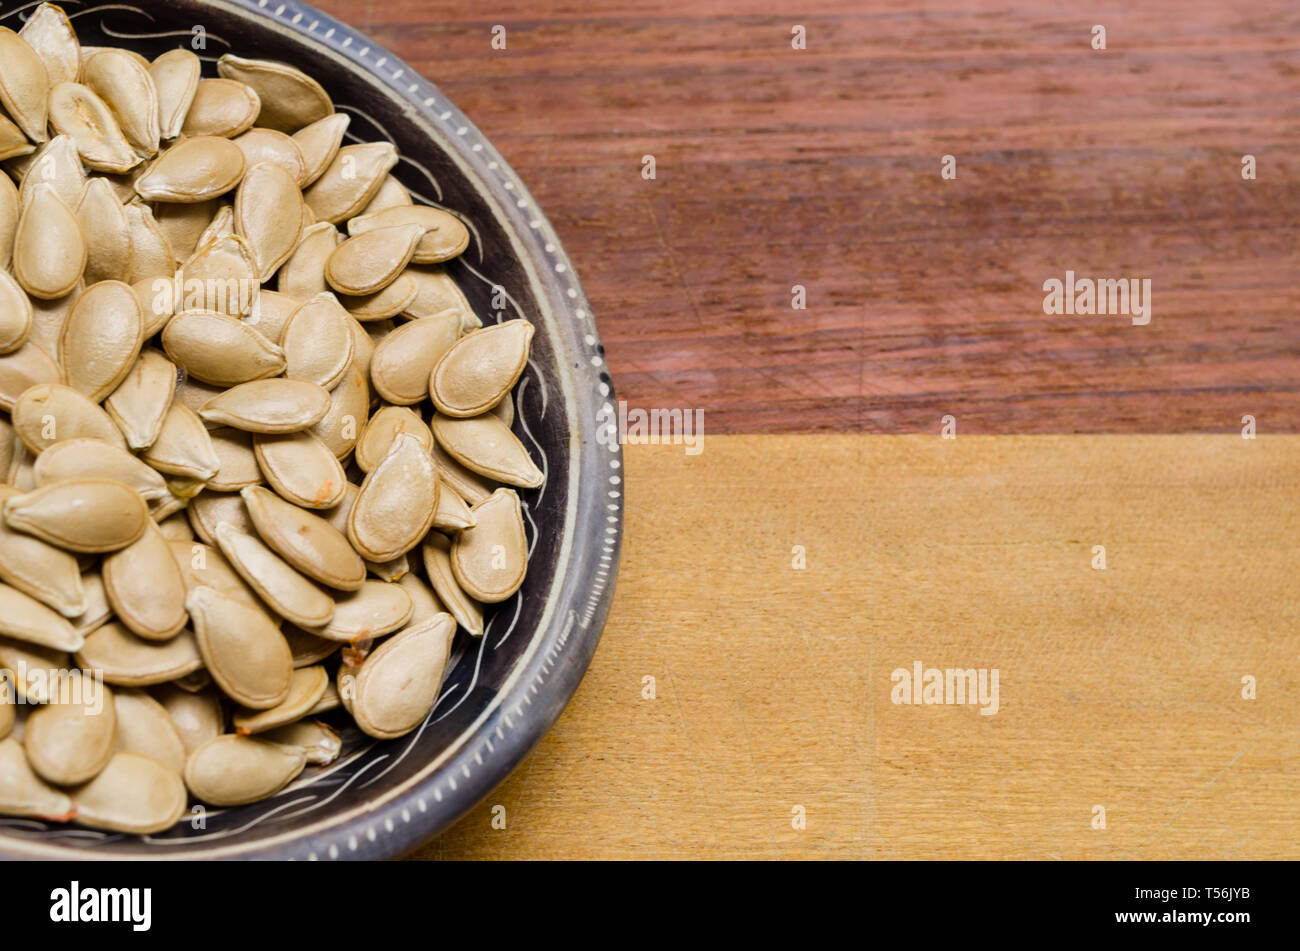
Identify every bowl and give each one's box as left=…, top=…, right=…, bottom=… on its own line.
left=0, top=0, right=621, bottom=859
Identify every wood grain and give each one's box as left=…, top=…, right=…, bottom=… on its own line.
left=412, top=436, right=1298, bottom=859
left=317, top=0, right=1300, bottom=433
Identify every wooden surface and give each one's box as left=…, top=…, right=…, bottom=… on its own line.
left=314, top=0, right=1300, bottom=434
left=293, top=1, right=1300, bottom=858
left=413, top=436, right=1298, bottom=859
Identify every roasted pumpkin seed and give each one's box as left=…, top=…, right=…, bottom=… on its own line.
left=232, top=664, right=328, bottom=734
left=351, top=614, right=455, bottom=739
left=187, top=584, right=292, bottom=709
left=183, top=734, right=305, bottom=806
left=5, top=478, right=148, bottom=553
left=429, top=320, right=533, bottom=418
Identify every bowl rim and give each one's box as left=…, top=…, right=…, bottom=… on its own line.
left=0, top=0, right=621, bottom=860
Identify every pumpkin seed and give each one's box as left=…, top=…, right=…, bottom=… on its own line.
left=253, top=431, right=346, bottom=509
left=59, top=279, right=144, bottom=402
left=309, top=579, right=413, bottom=644
left=338, top=273, right=417, bottom=321
left=183, top=734, right=305, bottom=806
left=47, top=81, right=139, bottom=173
left=214, top=523, right=335, bottom=629
left=80, top=48, right=161, bottom=158
left=360, top=175, right=412, bottom=214
left=235, top=162, right=303, bottom=280
left=72, top=751, right=187, bottom=833
left=157, top=512, right=194, bottom=541
left=187, top=584, right=292, bottom=709
left=369, top=308, right=460, bottom=404
left=162, top=310, right=285, bottom=386
left=0, top=637, right=68, bottom=702
left=241, top=484, right=366, bottom=591
left=0, top=581, right=82, bottom=651
left=430, top=411, right=544, bottom=488
left=186, top=491, right=255, bottom=546
left=104, top=349, right=177, bottom=450
left=233, top=128, right=307, bottom=185
left=12, top=382, right=126, bottom=453
left=142, top=403, right=220, bottom=480
left=433, top=480, right=476, bottom=532
left=0, top=170, right=18, bottom=269
left=171, top=374, right=224, bottom=417
left=152, top=198, right=218, bottom=265
left=348, top=315, right=376, bottom=377
left=308, top=680, right=341, bottom=716
left=348, top=432, right=439, bottom=561
left=199, top=378, right=331, bottom=434
left=403, top=265, right=476, bottom=321
left=351, top=614, right=455, bottom=739
left=181, top=78, right=261, bottom=138
left=303, top=142, right=398, bottom=224
left=0, top=736, right=74, bottom=820
left=276, top=220, right=338, bottom=300
left=13, top=184, right=85, bottom=300
left=112, top=688, right=186, bottom=773
left=19, top=4, right=80, bottom=88
left=172, top=669, right=211, bottom=693
left=232, top=664, right=327, bottom=734
left=325, top=223, right=425, bottom=296
left=311, top=359, right=368, bottom=458
left=207, top=427, right=262, bottom=491
left=34, top=438, right=169, bottom=502
left=216, top=54, right=332, bottom=134
left=76, top=621, right=201, bottom=688
left=135, top=136, right=245, bottom=202
left=0, top=484, right=85, bottom=617
left=153, top=683, right=222, bottom=755
left=492, top=393, right=515, bottom=428
left=451, top=488, right=527, bottom=603
left=349, top=205, right=470, bottom=264
left=150, top=48, right=200, bottom=141
left=123, top=202, right=175, bottom=284
left=355, top=405, right=431, bottom=472
left=76, top=178, right=134, bottom=284
left=4, top=478, right=148, bottom=553
left=0, top=270, right=34, bottom=354
left=180, top=232, right=258, bottom=316
left=421, top=531, right=484, bottom=637
left=264, top=717, right=340, bottom=765
left=291, top=112, right=349, bottom=186
left=24, top=676, right=116, bottom=785
left=283, top=624, right=340, bottom=668
left=429, top=320, right=533, bottom=419
left=16, top=135, right=84, bottom=212
left=0, top=342, right=63, bottom=412
left=167, top=538, right=264, bottom=615
left=280, top=292, right=354, bottom=389
left=0, top=114, right=34, bottom=163
left=0, top=26, right=50, bottom=143
left=25, top=285, right=80, bottom=358
left=103, top=521, right=188, bottom=641
left=70, top=571, right=111, bottom=638
left=399, top=572, right=448, bottom=625
left=195, top=202, right=235, bottom=250
left=245, top=288, right=299, bottom=344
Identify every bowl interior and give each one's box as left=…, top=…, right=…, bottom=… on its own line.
left=0, top=0, right=613, bottom=858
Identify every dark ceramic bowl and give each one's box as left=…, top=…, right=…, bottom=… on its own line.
left=0, top=0, right=620, bottom=859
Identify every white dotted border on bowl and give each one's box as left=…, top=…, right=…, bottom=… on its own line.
left=243, top=0, right=624, bottom=859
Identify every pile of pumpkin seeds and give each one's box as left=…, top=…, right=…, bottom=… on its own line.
left=0, top=4, right=542, bottom=834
